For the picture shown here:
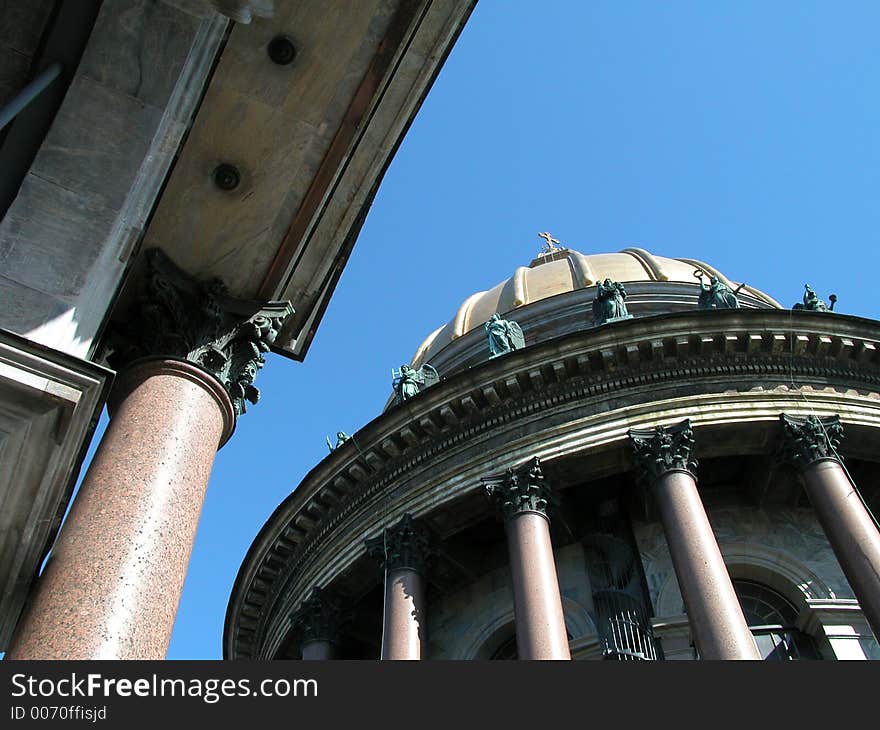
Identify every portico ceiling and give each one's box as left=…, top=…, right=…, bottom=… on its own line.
left=136, top=0, right=476, bottom=360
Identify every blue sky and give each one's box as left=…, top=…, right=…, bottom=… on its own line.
left=69, top=1, right=880, bottom=659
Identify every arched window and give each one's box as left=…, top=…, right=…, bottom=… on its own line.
left=488, top=633, right=518, bottom=660
left=733, top=579, right=819, bottom=660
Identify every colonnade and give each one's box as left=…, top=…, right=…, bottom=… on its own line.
left=293, top=415, right=880, bottom=660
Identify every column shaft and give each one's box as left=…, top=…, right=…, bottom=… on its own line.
left=302, top=640, right=335, bottom=660
left=9, top=360, right=233, bottom=659
left=506, top=512, right=570, bottom=659
left=802, top=460, right=880, bottom=641
left=654, top=470, right=760, bottom=659
left=381, top=567, right=425, bottom=660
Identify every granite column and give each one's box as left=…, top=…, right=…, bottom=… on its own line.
left=8, top=249, right=292, bottom=659
left=629, top=420, right=760, bottom=659
left=367, top=514, right=430, bottom=660
left=487, top=458, right=570, bottom=660
left=781, top=414, right=880, bottom=641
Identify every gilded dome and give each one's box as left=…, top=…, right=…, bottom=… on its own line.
left=410, top=247, right=782, bottom=369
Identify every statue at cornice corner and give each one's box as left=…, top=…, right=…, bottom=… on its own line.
left=695, top=271, right=741, bottom=310
left=485, top=313, right=525, bottom=358
left=391, top=363, right=439, bottom=404
left=793, top=284, right=837, bottom=312
left=592, top=278, right=632, bottom=325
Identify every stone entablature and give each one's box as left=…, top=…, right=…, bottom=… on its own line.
left=225, top=309, right=880, bottom=659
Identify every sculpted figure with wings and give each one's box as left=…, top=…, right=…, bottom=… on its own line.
left=485, top=313, right=525, bottom=358
left=392, top=363, right=440, bottom=404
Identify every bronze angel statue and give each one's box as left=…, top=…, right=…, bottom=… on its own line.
left=485, top=313, right=525, bottom=358
left=392, top=363, right=440, bottom=404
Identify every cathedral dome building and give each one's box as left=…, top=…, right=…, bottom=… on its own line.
left=225, top=242, right=880, bottom=661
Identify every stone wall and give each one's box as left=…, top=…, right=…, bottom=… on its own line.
left=426, top=542, right=596, bottom=659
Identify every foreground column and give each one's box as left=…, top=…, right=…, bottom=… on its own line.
left=629, top=420, right=760, bottom=659
left=487, top=458, right=570, bottom=659
left=291, top=587, right=345, bottom=660
left=367, top=514, right=430, bottom=660
left=781, top=414, right=880, bottom=641
left=9, top=248, right=292, bottom=659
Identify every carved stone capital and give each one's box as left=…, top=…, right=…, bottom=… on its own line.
left=779, top=414, right=844, bottom=468
left=106, top=248, right=293, bottom=418
left=366, top=514, right=431, bottom=574
left=628, top=419, right=698, bottom=484
left=485, top=456, right=553, bottom=520
left=289, top=587, right=346, bottom=645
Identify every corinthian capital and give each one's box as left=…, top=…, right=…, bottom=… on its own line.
left=485, top=456, right=553, bottom=520
left=106, top=248, right=293, bottom=418
left=779, top=414, right=843, bottom=468
left=289, top=587, right=346, bottom=645
left=366, top=514, right=431, bottom=574
left=628, top=419, right=698, bottom=484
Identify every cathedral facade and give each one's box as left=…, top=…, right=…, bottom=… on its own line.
left=226, top=245, right=880, bottom=660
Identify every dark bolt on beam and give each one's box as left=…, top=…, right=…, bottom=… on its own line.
left=213, top=163, right=240, bottom=191
left=267, top=36, right=296, bottom=65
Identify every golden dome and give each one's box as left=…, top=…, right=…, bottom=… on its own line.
left=411, top=247, right=782, bottom=367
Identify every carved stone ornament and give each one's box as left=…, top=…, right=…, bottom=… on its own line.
left=779, top=414, right=844, bottom=468
left=365, top=514, right=431, bottom=574
left=628, top=419, right=698, bottom=484
left=485, top=456, right=554, bottom=519
left=289, top=587, right=346, bottom=645
left=105, top=248, right=293, bottom=417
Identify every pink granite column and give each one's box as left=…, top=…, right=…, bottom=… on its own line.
left=781, top=414, right=880, bottom=641
left=488, top=458, right=571, bottom=660
left=8, top=359, right=235, bottom=659
left=8, top=248, right=292, bottom=659
left=367, top=514, right=430, bottom=660
left=630, top=420, right=760, bottom=660
left=381, top=567, right=426, bottom=660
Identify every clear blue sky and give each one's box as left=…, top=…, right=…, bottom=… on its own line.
left=70, top=1, right=880, bottom=659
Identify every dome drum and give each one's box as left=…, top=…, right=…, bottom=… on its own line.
left=226, top=307, right=880, bottom=660
left=410, top=280, right=780, bottom=381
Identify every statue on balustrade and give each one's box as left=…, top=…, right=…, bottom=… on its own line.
left=793, top=284, right=836, bottom=312
left=696, top=272, right=740, bottom=310
left=592, top=278, right=632, bottom=325
left=392, top=363, right=439, bottom=404
left=326, top=431, right=350, bottom=453
left=485, top=313, right=525, bottom=358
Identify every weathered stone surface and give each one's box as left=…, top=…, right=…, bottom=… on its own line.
left=0, top=174, right=116, bottom=298
left=78, top=0, right=200, bottom=109
left=29, top=75, right=163, bottom=211
left=0, top=0, right=55, bottom=56
left=0, top=275, right=72, bottom=335
left=0, top=45, right=30, bottom=108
